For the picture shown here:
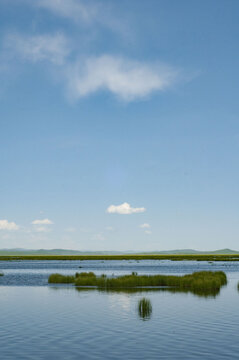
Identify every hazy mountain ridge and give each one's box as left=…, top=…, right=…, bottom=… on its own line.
left=0, top=248, right=238, bottom=255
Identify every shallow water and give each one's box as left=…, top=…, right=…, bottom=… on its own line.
left=0, top=260, right=239, bottom=359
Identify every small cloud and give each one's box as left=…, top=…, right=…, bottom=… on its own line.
left=32, top=219, right=53, bottom=225
left=139, top=223, right=150, bottom=229
left=107, top=202, right=146, bottom=215
left=0, top=219, right=19, bottom=231
left=92, top=233, right=105, bottom=241
left=105, top=226, right=114, bottom=231
left=34, top=226, right=51, bottom=233
left=65, top=227, right=76, bottom=233
left=144, top=230, right=152, bottom=235
left=66, top=55, right=178, bottom=102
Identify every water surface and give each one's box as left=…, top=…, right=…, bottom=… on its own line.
left=0, top=260, right=239, bottom=359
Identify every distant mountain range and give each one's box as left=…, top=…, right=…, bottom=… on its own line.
left=0, top=248, right=238, bottom=255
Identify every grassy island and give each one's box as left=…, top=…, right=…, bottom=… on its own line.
left=48, top=271, right=227, bottom=296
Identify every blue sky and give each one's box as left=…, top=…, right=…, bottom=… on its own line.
left=1, top=0, right=239, bottom=251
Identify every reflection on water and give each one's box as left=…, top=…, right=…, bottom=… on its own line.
left=73, top=285, right=223, bottom=298
left=138, top=298, right=152, bottom=320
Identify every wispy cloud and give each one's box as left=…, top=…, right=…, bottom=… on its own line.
left=139, top=223, right=152, bottom=234
left=66, top=55, right=178, bottom=101
left=105, top=226, right=114, bottom=231
left=5, top=33, right=70, bottom=65
left=107, top=202, right=146, bottom=215
left=35, top=0, right=97, bottom=23
left=32, top=219, right=53, bottom=225
left=0, top=220, right=19, bottom=231
left=31, top=0, right=127, bottom=36
left=92, top=233, right=105, bottom=241
left=139, top=223, right=150, bottom=229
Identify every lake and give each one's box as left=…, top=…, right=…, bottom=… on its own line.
left=0, top=260, right=239, bottom=359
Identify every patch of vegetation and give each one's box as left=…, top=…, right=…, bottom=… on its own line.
left=138, top=298, right=152, bottom=320
left=48, top=271, right=227, bottom=297
left=48, top=274, right=75, bottom=284
left=0, top=272, right=3, bottom=276
left=75, top=272, right=96, bottom=278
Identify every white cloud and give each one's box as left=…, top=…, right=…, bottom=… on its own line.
left=65, top=227, right=76, bottom=232
left=32, top=219, right=53, bottom=225
left=145, top=230, right=152, bottom=235
left=6, top=33, right=70, bottom=65
left=66, top=55, right=177, bottom=101
left=34, top=226, right=51, bottom=233
left=0, top=220, right=19, bottom=231
left=140, top=223, right=150, bottom=229
left=92, top=233, right=105, bottom=241
left=105, top=226, right=114, bottom=231
left=107, top=202, right=146, bottom=215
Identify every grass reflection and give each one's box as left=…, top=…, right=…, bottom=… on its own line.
left=138, top=298, right=152, bottom=320
left=73, top=285, right=222, bottom=298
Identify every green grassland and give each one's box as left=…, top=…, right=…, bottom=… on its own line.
left=1, top=254, right=239, bottom=261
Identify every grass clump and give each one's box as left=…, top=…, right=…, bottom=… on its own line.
left=75, top=272, right=96, bottom=278
left=138, top=298, right=152, bottom=320
left=48, top=273, right=75, bottom=284
left=48, top=271, right=227, bottom=296
left=0, top=273, right=3, bottom=276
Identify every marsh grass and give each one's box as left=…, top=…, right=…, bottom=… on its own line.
left=49, top=271, right=227, bottom=296
left=75, top=272, right=96, bottom=278
left=0, top=273, right=3, bottom=276
left=48, top=274, right=75, bottom=284
left=138, top=298, right=152, bottom=320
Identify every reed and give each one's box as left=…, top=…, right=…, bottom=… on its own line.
left=48, top=273, right=75, bottom=284
left=48, top=271, right=227, bottom=294
left=75, top=272, right=96, bottom=278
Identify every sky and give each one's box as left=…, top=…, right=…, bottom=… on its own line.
left=0, top=0, right=239, bottom=251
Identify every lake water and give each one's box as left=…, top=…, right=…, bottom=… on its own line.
left=0, top=260, right=239, bottom=359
